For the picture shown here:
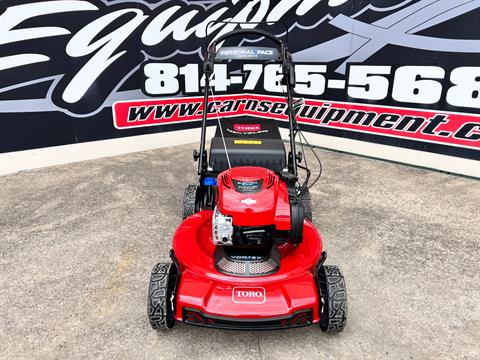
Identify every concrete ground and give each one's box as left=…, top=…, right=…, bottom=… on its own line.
left=0, top=143, right=479, bottom=360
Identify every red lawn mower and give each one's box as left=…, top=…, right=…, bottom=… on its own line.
left=147, top=27, right=347, bottom=332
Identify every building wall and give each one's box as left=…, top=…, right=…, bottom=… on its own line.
left=0, top=0, right=479, bottom=176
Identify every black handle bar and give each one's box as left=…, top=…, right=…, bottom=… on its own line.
left=208, top=28, right=284, bottom=50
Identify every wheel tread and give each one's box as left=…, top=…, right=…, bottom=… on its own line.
left=318, top=265, right=347, bottom=333
left=182, top=185, right=197, bottom=219
left=300, top=190, right=313, bottom=222
left=148, top=263, right=173, bottom=330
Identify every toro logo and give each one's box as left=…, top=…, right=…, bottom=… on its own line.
left=233, top=124, right=262, bottom=133
left=232, top=287, right=266, bottom=304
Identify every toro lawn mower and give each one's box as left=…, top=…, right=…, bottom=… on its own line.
left=147, top=26, right=347, bottom=332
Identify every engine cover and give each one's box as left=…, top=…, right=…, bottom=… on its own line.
left=216, top=167, right=291, bottom=229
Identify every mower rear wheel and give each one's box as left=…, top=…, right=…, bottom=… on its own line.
left=182, top=184, right=198, bottom=219
left=300, top=189, right=313, bottom=222
left=317, top=265, right=347, bottom=333
left=147, top=262, right=178, bottom=330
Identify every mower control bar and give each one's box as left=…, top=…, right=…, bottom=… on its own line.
left=210, top=28, right=284, bottom=47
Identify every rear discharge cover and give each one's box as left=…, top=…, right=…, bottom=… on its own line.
left=209, top=116, right=286, bottom=172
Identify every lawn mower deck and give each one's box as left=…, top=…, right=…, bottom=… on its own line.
left=173, top=201, right=322, bottom=329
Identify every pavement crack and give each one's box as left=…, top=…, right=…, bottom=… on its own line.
left=257, top=331, right=263, bottom=360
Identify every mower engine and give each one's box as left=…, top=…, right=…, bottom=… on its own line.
left=212, top=166, right=293, bottom=250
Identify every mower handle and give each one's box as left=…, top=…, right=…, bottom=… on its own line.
left=199, top=27, right=298, bottom=176
left=205, top=29, right=285, bottom=73
left=209, top=28, right=284, bottom=49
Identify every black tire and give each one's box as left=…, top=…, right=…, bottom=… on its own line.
left=182, top=184, right=198, bottom=219
left=317, top=265, right=347, bottom=333
left=300, top=189, right=313, bottom=222
left=147, top=262, right=178, bottom=330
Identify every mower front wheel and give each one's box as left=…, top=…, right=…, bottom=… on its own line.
left=300, top=189, right=313, bottom=222
left=317, top=265, right=347, bottom=333
left=182, top=184, right=198, bottom=219
left=147, top=262, right=178, bottom=330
